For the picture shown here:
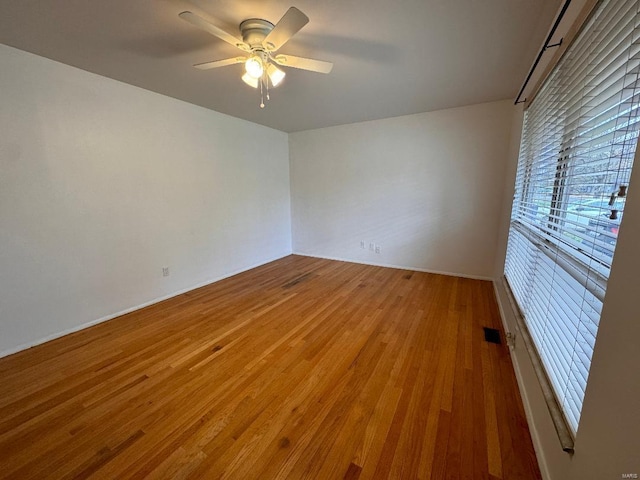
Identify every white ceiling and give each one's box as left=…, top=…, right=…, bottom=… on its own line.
left=0, top=0, right=561, bottom=132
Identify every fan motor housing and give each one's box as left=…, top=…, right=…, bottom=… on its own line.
left=239, top=19, right=274, bottom=47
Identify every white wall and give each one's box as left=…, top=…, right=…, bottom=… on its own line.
left=0, top=44, right=291, bottom=356
left=289, top=101, right=513, bottom=279
left=493, top=107, right=640, bottom=479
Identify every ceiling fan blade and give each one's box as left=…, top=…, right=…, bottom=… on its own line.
left=179, top=11, right=249, bottom=52
left=194, top=57, right=246, bottom=70
left=273, top=54, right=333, bottom=74
left=263, top=7, right=309, bottom=52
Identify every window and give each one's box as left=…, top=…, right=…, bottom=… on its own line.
left=505, top=0, right=640, bottom=436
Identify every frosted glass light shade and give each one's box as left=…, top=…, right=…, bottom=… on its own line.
left=245, top=56, right=264, bottom=79
left=267, top=64, right=285, bottom=87
left=241, top=73, right=259, bottom=88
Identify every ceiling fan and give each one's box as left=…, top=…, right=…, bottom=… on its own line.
left=179, top=7, right=333, bottom=108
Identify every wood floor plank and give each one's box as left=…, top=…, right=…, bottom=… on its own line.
left=0, top=255, right=541, bottom=479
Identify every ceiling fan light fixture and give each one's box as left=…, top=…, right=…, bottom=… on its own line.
left=245, top=55, right=264, bottom=79
left=267, top=63, right=285, bottom=87
left=241, top=73, right=259, bottom=88
left=179, top=8, right=333, bottom=109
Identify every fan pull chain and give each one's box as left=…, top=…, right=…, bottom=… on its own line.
left=260, top=79, right=265, bottom=108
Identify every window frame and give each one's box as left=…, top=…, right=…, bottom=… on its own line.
left=505, top=0, right=640, bottom=446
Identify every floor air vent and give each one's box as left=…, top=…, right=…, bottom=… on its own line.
left=483, top=327, right=502, bottom=344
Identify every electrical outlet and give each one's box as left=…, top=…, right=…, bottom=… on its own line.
left=506, top=331, right=516, bottom=349
left=369, top=242, right=375, bottom=251
left=360, top=240, right=365, bottom=249
left=375, top=245, right=381, bottom=254
left=162, top=267, right=170, bottom=277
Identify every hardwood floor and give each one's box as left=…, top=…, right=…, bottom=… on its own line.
left=0, top=255, right=541, bottom=479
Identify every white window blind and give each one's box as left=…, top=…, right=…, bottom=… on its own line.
left=505, top=0, right=640, bottom=435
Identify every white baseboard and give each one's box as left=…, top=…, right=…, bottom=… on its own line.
left=0, top=253, right=290, bottom=360
left=492, top=280, right=551, bottom=480
left=293, top=252, right=493, bottom=281
left=492, top=280, right=512, bottom=335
